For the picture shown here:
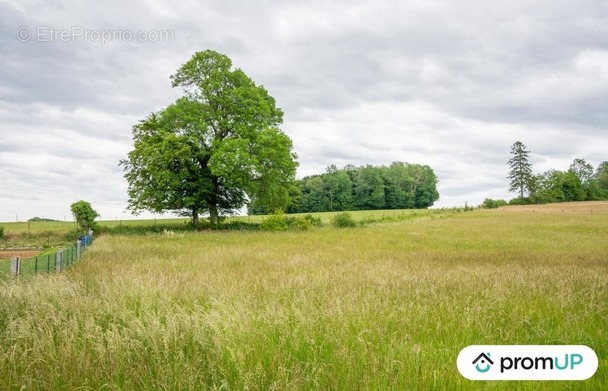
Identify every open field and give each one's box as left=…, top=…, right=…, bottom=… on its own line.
left=0, top=208, right=447, bottom=233
left=0, top=202, right=606, bottom=389
left=0, top=209, right=448, bottom=254
left=497, top=200, right=608, bottom=214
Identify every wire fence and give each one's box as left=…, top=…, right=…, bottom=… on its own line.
left=0, top=231, right=93, bottom=279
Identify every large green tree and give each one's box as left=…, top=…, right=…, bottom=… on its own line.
left=594, top=161, right=608, bottom=198
left=323, top=165, right=353, bottom=211
left=353, top=165, right=386, bottom=210
left=121, top=50, right=298, bottom=225
left=507, top=141, right=534, bottom=198
left=569, top=158, right=594, bottom=187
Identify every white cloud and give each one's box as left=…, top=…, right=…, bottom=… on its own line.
left=1, top=0, right=607, bottom=221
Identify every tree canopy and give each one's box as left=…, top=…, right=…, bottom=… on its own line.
left=248, top=162, right=440, bottom=214
left=70, top=200, right=99, bottom=233
left=121, top=50, right=298, bottom=225
left=504, top=141, right=608, bottom=204
left=527, top=158, right=608, bottom=203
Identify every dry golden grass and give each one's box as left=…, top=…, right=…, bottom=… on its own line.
left=498, top=200, right=608, bottom=214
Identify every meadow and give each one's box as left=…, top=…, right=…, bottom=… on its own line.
left=0, top=202, right=606, bottom=389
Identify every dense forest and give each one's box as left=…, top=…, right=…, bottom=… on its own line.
left=248, top=162, right=439, bottom=215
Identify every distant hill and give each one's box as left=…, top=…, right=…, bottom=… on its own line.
left=28, top=217, right=60, bottom=222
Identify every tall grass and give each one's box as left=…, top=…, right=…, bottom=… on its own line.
left=0, top=204, right=606, bottom=389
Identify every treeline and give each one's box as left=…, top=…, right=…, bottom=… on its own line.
left=505, top=141, right=608, bottom=206
left=249, top=162, right=439, bottom=214
left=515, top=159, right=608, bottom=204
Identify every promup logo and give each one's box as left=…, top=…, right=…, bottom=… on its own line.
left=472, top=352, right=494, bottom=373
left=457, top=345, right=598, bottom=381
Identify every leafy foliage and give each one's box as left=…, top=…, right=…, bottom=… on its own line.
left=260, top=212, right=289, bottom=231
left=121, top=50, right=298, bottom=225
left=481, top=198, right=508, bottom=209
left=259, top=212, right=321, bottom=231
left=332, top=212, right=357, bottom=228
left=596, top=161, right=608, bottom=198
left=506, top=156, right=608, bottom=205
left=250, top=162, right=439, bottom=214
left=70, top=201, right=99, bottom=233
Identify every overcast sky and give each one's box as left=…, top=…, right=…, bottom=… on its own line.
left=1, top=0, right=607, bottom=222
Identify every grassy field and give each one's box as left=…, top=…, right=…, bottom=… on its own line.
left=0, top=209, right=446, bottom=257
left=0, top=208, right=446, bottom=233
left=0, top=202, right=606, bottom=389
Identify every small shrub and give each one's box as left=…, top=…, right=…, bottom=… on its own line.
left=509, top=197, right=533, bottom=205
left=481, top=198, right=509, bottom=209
left=287, top=217, right=312, bottom=230
left=285, top=214, right=323, bottom=230
left=332, top=212, right=357, bottom=228
left=0, top=226, right=4, bottom=240
left=302, top=214, right=323, bottom=227
left=260, top=212, right=289, bottom=231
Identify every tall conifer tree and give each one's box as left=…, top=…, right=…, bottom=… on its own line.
left=507, top=141, right=533, bottom=198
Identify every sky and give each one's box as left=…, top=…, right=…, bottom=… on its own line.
left=1, top=0, right=607, bottom=222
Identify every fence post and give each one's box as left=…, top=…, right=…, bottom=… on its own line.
left=77, top=239, right=82, bottom=259
left=56, top=250, right=63, bottom=273
left=10, top=256, right=20, bottom=278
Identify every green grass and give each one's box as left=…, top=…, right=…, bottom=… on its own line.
left=0, top=246, right=79, bottom=277
left=0, top=209, right=449, bottom=249
left=0, top=220, right=77, bottom=234
left=0, top=208, right=455, bottom=233
left=0, top=203, right=606, bottom=389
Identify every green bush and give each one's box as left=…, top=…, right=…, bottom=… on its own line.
left=332, top=212, right=357, bottom=228
left=302, top=214, right=323, bottom=227
left=0, top=226, right=4, bottom=240
left=286, top=217, right=312, bottom=230
left=509, top=197, right=534, bottom=205
left=284, top=214, right=323, bottom=230
left=481, top=198, right=508, bottom=209
left=260, top=212, right=289, bottom=231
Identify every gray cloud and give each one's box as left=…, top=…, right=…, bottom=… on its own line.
left=1, top=0, right=607, bottom=220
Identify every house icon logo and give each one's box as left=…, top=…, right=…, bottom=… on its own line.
left=472, top=352, right=494, bottom=373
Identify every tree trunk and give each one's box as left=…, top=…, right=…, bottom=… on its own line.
left=192, top=209, right=199, bottom=225
left=209, top=204, right=219, bottom=226
left=209, top=176, right=220, bottom=226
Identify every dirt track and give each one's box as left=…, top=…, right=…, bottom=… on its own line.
left=0, top=250, right=41, bottom=261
